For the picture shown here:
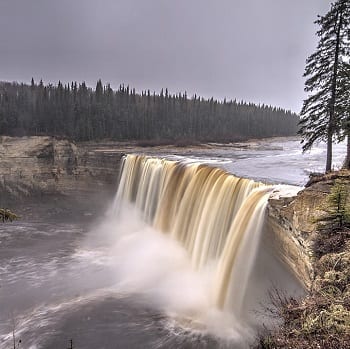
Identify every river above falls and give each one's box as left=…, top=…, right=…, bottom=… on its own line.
left=129, top=137, right=346, bottom=186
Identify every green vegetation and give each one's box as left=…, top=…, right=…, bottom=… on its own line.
left=262, top=175, right=350, bottom=349
left=299, top=0, right=350, bottom=172
left=0, top=79, right=298, bottom=143
left=317, top=179, right=350, bottom=230
left=0, top=208, right=19, bottom=222
left=262, top=235, right=350, bottom=348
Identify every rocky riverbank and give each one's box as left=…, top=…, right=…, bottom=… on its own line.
left=0, top=136, right=125, bottom=217
left=0, top=136, right=126, bottom=198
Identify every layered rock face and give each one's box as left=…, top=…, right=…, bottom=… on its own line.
left=267, top=182, right=331, bottom=288
left=0, top=136, right=124, bottom=203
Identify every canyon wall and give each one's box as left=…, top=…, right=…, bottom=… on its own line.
left=267, top=182, right=331, bottom=288
left=0, top=136, right=124, bottom=204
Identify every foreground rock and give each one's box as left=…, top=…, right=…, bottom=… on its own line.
left=263, top=172, right=350, bottom=349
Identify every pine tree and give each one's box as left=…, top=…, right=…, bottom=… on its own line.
left=299, top=0, right=350, bottom=172
left=317, top=179, right=350, bottom=229
left=0, top=79, right=299, bottom=142
left=337, top=60, right=350, bottom=168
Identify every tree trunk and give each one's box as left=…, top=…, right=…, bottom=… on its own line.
left=344, top=133, right=350, bottom=169
left=326, top=131, right=333, bottom=172
left=327, top=7, right=343, bottom=173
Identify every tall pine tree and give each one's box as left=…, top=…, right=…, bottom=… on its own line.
left=299, top=0, right=350, bottom=172
left=337, top=60, right=350, bottom=168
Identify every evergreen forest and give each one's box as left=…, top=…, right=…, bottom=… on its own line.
left=0, top=79, right=299, bottom=143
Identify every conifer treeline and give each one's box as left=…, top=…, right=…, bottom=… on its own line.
left=0, top=79, right=299, bottom=142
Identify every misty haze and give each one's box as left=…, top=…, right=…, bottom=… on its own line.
left=1, top=1, right=350, bottom=349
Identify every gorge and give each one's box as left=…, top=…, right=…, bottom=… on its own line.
left=0, top=136, right=340, bottom=348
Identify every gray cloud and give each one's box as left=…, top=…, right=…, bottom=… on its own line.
left=0, top=0, right=331, bottom=112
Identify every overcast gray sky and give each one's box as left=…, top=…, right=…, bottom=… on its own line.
left=0, top=0, right=330, bottom=112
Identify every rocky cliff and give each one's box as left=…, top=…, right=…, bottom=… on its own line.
left=0, top=136, right=124, bottom=205
left=267, top=180, right=335, bottom=289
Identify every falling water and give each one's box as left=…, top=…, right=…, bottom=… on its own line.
left=114, top=154, right=274, bottom=318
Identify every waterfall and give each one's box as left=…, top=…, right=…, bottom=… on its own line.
left=114, top=154, right=274, bottom=316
